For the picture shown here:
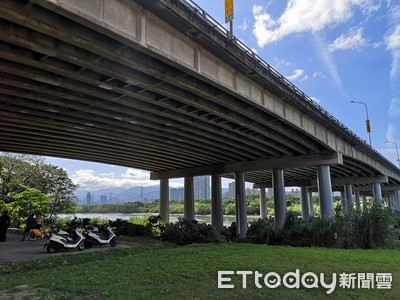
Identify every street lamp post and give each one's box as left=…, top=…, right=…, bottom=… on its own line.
left=350, top=101, right=372, bottom=146
left=386, top=140, right=400, bottom=168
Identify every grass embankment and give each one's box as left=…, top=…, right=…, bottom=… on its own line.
left=0, top=237, right=399, bottom=299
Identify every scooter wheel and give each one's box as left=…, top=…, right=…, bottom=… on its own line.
left=110, top=237, right=117, bottom=247
left=47, top=244, right=57, bottom=253
left=28, top=231, right=37, bottom=241
left=77, top=241, right=85, bottom=251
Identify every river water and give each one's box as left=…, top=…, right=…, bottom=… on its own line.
left=58, top=213, right=261, bottom=226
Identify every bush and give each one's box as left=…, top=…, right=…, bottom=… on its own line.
left=160, top=218, right=219, bottom=245
left=246, top=203, right=397, bottom=249
left=247, top=218, right=278, bottom=244
left=335, top=203, right=397, bottom=249
left=110, top=218, right=151, bottom=237
left=309, top=217, right=337, bottom=248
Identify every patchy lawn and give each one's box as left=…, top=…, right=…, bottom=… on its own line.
left=1, top=237, right=399, bottom=299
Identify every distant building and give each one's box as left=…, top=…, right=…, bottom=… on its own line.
left=288, top=188, right=301, bottom=198
left=170, top=187, right=184, bottom=201
left=85, top=192, right=92, bottom=206
left=194, top=176, right=211, bottom=200
left=246, top=188, right=260, bottom=196
left=100, top=195, right=107, bottom=204
left=228, top=182, right=235, bottom=199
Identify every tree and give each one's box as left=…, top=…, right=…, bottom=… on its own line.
left=0, top=153, right=44, bottom=202
left=0, top=153, right=78, bottom=215
left=7, top=188, right=51, bottom=227
left=36, top=164, right=78, bottom=215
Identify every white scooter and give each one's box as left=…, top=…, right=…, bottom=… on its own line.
left=83, top=222, right=117, bottom=248
left=44, top=217, right=85, bottom=253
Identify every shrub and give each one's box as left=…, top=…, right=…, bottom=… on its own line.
left=110, top=218, right=151, bottom=237
left=160, top=218, right=219, bottom=245
left=246, top=202, right=397, bottom=249
left=309, top=217, right=337, bottom=248
left=247, top=218, right=278, bottom=244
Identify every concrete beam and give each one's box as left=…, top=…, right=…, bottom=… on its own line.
left=332, top=175, right=388, bottom=185
left=353, top=185, right=400, bottom=192
left=151, top=152, right=343, bottom=179
left=254, top=175, right=388, bottom=188
left=254, top=180, right=312, bottom=189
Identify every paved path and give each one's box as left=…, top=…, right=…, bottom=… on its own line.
left=0, top=232, right=127, bottom=264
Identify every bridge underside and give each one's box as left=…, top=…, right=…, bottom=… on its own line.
left=0, top=0, right=399, bottom=190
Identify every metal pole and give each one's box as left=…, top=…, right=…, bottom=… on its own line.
left=350, top=101, right=371, bottom=147
left=229, top=19, right=233, bottom=40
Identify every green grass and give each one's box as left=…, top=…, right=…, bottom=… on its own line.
left=1, top=237, right=400, bottom=299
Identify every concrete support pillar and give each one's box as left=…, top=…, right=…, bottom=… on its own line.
left=184, top=176, right=194, bottom=220
left=372, top=182, right=383, bottom=205
left=389, top=193, right=395, bottom=210
left=159, top=178, right=169, bottom=222
left=344, top=184, right=353, bottom=211
left=301, top=186, right=310, bottom=223
left=354, top=191, right=361, bottom=212
left=340, top=191, right=347, bottom=212
left=259, top=188, right=267, bottom=219
left=362, top=194, right=367, bottom=210
left=211, top=174, right=223, bottom=234
left=396, top=189, right=400, bottom=212
left=308, top=191, right=314, bottom=217
left=317, top=165, right=334, bottom=218
left=235, top=171, right=247, bottom=239
left=273, top=168, right=286, bottom=228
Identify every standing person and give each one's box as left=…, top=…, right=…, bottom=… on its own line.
left=35, top=212, right=44, bottom=230
left=21, top=213, right=36, bottom=241
left=0, top=210, right=11, bottom=242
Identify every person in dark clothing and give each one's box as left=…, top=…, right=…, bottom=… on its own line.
left=0, top=210, right=11, bottom=242
left=21, top=213, right=36, bottom=241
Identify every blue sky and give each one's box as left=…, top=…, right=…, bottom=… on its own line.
left=47, top=0, right=400, bottom=191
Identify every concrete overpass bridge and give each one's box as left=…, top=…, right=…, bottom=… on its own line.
left=1, top=0, right=400, bottom=237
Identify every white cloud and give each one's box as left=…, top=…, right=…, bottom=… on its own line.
left=386, top=123, right=397, bottom=142
left=286, top=69, right=308, bottom=81
left=386, top=25, right=400, bottom=80
left=70, top=168, right=185, bottom=190
left=274, top=57, right=291, bottom=67
left=313, top=33, right=344, bottom=95
left=238, top=17, right=249, bottom=31
left=99, top=172, right=115, bottom=178
left=389, top=97, right=400, bottom=117
left=71, top=169, right=157, bottom=190
left=121, top=168, right=150, bottom=180
left=313, top=72, right=326, bottom=78
left=328, top=27, right=368, bottom=52
left=252, top=0, right=376, bottom=47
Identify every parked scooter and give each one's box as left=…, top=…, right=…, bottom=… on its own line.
left=44, top=217, right=85, bottom=253
left=83, top=221, right=117, bottom=248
